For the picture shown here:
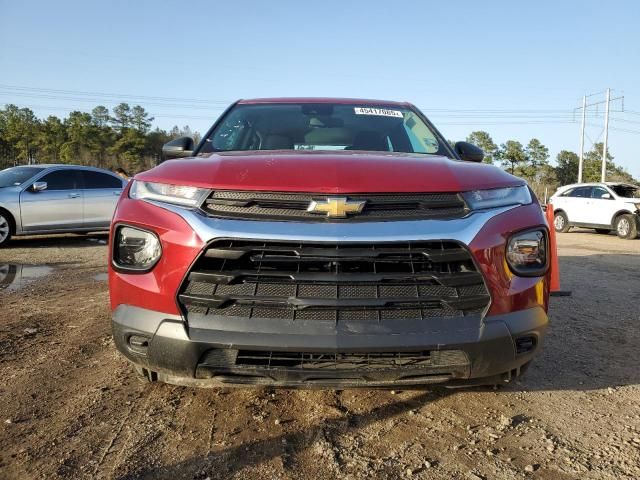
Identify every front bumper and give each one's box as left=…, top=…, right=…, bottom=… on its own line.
left=112, top=304, right=548, bottom=388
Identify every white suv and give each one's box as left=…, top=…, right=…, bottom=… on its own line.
left=550, top=182, right=640, bottom=239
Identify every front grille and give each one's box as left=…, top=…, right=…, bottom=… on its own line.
left=198, top=349, right=469, bottom=371
left=201, top=191, right=468, bottom=222
left=178, top=240, right=490, bottom=322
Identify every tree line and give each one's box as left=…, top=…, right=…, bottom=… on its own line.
left=0, top=103, right=200, bottom=174
left=0, top=104, right=636, bottom=200
left=462, top=131, right=637, bottom=200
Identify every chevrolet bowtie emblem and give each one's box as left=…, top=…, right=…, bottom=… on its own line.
left=307, top=197, right=366, bottom=218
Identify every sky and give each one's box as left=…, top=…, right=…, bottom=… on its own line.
left=1, top=0, right=639, bottom=178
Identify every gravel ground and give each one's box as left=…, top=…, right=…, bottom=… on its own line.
left=0, top=230, right=639, bottom=479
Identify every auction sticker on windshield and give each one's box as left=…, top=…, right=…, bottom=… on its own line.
left=354, top=107, right=404, bottom=118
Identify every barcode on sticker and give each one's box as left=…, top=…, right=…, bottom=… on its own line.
left=354, top=107, right=403, bottom=118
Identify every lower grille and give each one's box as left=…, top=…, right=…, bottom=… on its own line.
left=178, top=240, right=490, bottom=321
left=198, top=349, right=469, bottom=371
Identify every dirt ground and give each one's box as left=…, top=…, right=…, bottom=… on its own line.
left=0, top=230, right=639, bottom=479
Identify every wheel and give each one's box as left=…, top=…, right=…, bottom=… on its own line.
left=595, top=229, right=611, bottom=234
left=0, top=212, right=12, bottom=247
left=614, top=214, right=638, bottom=239
left=0, top=264, right=18, bottom=290
left=553, top=211, right=570, bottom=233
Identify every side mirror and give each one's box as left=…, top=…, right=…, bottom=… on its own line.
left=454, top=141, right=484, bottom=163
left=161, top=136, right=195, bottom=162
left=600, top=193, right=612, bottom=199
left=31, top=182, right=47, bottom=192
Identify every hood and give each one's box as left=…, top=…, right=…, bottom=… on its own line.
left=136, top=150, right=523, bottom=193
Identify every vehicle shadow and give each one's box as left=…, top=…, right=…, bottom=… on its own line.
left=561, top=227, right=640, bottom=240
left=116, top=389, right=455, bottom=480
left=5, top=232, right=109, bottom=249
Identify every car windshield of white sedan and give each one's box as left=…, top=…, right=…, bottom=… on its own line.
left=611, top=184, right=640, bottom=198
left=0, top=167, right=45, bottom=187
left=200, top=103, right=447, bottom=156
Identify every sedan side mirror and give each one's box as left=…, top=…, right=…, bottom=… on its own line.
left=454, top=141, right=484, bottom=163
left=161, top=136, right=195, bottom=162
left=31, top=181, right=47, bottom=192
left=600, top=193, right=612, bottom=199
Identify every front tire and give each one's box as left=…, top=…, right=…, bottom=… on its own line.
left=554, top=211, right=570, bottom=233
left=0, top=212, right=12, bottom=247
left=614, top=214, right=638, bottom=239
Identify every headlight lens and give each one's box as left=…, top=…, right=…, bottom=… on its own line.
left=113, top=226, right=162, bottom=271
left=129, top=180, right=209, bottom=207
left=506, top=229, right=548, bottom=277
left=463, top=186, right=532, bottom=210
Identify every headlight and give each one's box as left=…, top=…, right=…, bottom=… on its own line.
left=129, top=180, right=209, bottom=207
left=113, top=226, right=162, bottom=272
left=462, top=186, right=532, bottom=210
left=506, top=229, right=548, bottom=277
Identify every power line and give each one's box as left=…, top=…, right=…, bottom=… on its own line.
left=0, top=84, right=232, bottom=105
left=0, top=84, right=617, bottom=115
left=435, top=120, right=578, bottom=125
left=2, top=94, right=597, bottom=118
left=0, top=92, right=229, bottom=111
left=3, top=98, right=638, bottom=132
left=586, top=123, right=640, bottom=135
left=575, top=89, right=624, bottom=182
left=621, top=110, right=640, bottom=116
left=4, top=103, right=223, bottom=121
left=610, top=117, right=640, bottom=125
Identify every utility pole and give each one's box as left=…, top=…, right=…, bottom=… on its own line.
left=601, top=88, right=610, bottom=182
left=574, top=89, right=623, bottom=183
left=578, top=95, right=586, bottom=183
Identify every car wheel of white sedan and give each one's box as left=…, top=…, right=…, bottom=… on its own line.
left=615, top=214, right=638, bottom=239
left=554, top=211, right=570, bottom=233
left=0, top=213, right=12, bottom=247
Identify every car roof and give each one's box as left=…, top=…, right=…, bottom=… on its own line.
left=604, top=182, right=638, bottom=187
left=6, top=164, right=121, bottom=176
left=237, top=97, right=411, bottom=107
left=18, top=164, right=112, bottom=171
left=555, top=182, right=639, bottom=193
left=7, top=164, right=62, bottom=168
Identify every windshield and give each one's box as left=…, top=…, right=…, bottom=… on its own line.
left=0, top=167, right=45, bottom=188
left=611, top=184, right=640, bottom=198
left=199, top=103, right=450, bottom=157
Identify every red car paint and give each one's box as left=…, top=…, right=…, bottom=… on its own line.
left=109, top=184, right=205, bottom=315
left=109, top=98, right=550, bottom=388
left=110, top=186, right=549, bottom=318
left=237, top=97, right=411, bottom=106
left=135, top=151, right=523, bottom=193
left=468, top=202, right=550, bottom=316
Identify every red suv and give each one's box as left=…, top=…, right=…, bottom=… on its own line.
left=109, top=98, right=550, bottom=388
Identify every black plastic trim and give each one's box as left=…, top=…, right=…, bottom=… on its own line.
left=111, top=304, right=549, bottom=387
left=200, top=190, right=469, bottom=223
left=177, top=238, right=493, bottom=321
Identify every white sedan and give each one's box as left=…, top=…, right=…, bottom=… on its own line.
left=549, top=182, right=640, bottom=239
